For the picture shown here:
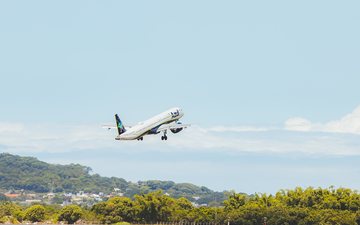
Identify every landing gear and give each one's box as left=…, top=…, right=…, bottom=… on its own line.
left=161, top=135, right=168, bottom=141
left=161, top=130, right=168, bottom=141
left=137, top=137, right=143, bottom=141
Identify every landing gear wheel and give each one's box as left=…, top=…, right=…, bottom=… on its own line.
left=161, top=135, right=168, bottom=141
left=161, top=130, right=168, bottom=141
left=161, top=136, right=167, bottom=141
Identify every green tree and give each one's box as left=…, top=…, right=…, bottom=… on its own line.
left=171, top=197, right=194, bottom=222
left=58, top=205, right=83, bottom=224
left=0, top=202, right=23, bottom=222
left=224, top=193, right=247, bottom=211
left=355, top=210, right=360, bottom=225
left=92, top=197, right=138, bottom=224
left=227, top=204, right=265, bottom=225
left=188, top=207, right=225, bottom=224
left=223, top=187, right=360, bottom=225
left=24, top=205, right=45, bottom=222
left=134, top=191, right=176, bottom=223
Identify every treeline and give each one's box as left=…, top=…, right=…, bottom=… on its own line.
left=1, top=187, right=360, bottom=224
left=0, top=202, right=83, bottom=224
left=0, top=153, right=227, bottom=204
left=0, top=153, right=128, bottom=193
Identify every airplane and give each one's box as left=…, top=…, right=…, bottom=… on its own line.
left=103, top=107, right=190, bottom=141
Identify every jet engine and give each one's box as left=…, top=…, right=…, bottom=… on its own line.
left=170, top=122, right=183, bottom=134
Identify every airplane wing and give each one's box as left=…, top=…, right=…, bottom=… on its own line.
left=102, top=125, right=116, bottom=130
left=156, top=123, right=191, bottom=132
left=102, top=125, right=132, bottom=130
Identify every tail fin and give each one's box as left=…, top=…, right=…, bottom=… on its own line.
left=115, top=114, right=126, bottom=135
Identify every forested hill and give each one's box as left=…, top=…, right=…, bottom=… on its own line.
left=0, top=153, right=228, bottom=204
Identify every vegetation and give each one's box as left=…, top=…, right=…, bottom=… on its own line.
left=223, top=187, right=360, bottom=225
left=1, top=153, right=360, bottom=224
left=0, top=153, right=127, bottom=193
left=0, top=187, right=359, bottom=224
left=23, top=205, right=46, bottom=222
left=57, top=205, right=83, bottom=224
left=0, top=153, right=227, bottom=205
left=90, top=188, right=360, bottom=225
left=0, top=202, right=23, bottom=223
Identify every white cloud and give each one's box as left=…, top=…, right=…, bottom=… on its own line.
left=284, top=117, right=313, bottom=131
left=285, top=106, right=360, bottom=135
left=1, top=105, right=360, bottom=156
left=166, top=125, right=360, bottom=156
left=0, top=122, right=24, bottom=133
left=0, top=122, right=117, bottom=153
left=207, top=126, right=270, bottom=132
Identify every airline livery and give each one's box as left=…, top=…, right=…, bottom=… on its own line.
left=104, top=107, right=190, bottom=141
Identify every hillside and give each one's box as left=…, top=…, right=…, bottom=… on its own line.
left=0, top=153, right=228, bottom=204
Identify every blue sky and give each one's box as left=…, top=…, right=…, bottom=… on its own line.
left=1, top=1, right=360, bottom=194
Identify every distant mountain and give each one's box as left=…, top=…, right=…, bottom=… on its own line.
left=0, top=153, right=229, bottom=205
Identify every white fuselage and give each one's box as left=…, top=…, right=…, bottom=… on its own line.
left=115, top=107, right=184, bottom=140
